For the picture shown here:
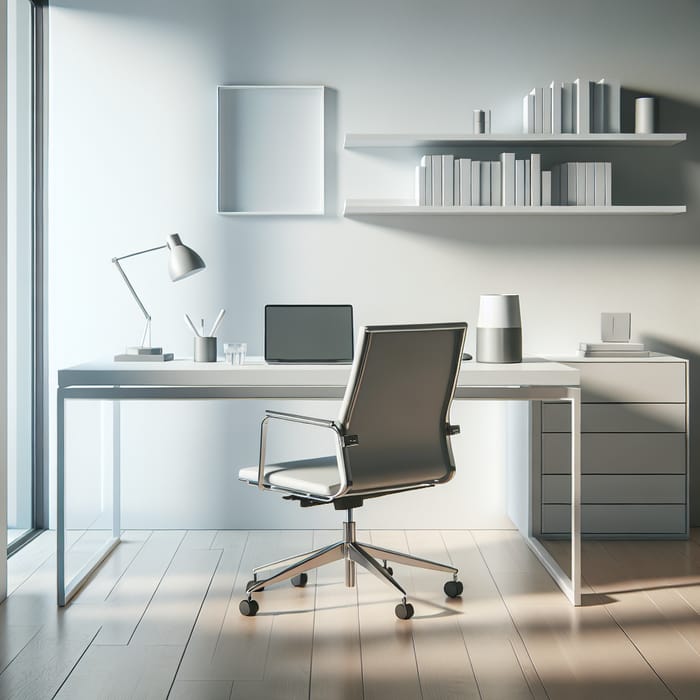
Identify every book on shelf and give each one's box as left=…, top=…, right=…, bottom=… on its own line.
left=442, top=155, right=454, bottom=206
left=542, top=170, right=552, bottom=205
left=480, top=161, right=491, bottom=206
left=523, top=93, right=535, bottom=134
left=491, top=161, right=502, bottom=206
left=605, top=162, right=612, bottom=205
left=471, top=160, right=481, bottom=205
left=543, top=87, right=552, bottom=134
left=561, top=82, right=574, bottom=133
left=551, top=164, right=560, bottom=204
left=580, top=341, right=646, bottom=352
left=574, top=78, right=592, bottom=134
left=551, top=81, right=562, bottom=134
left=597, top=78, right=621, bottom=133
left=420, top=155, right=433, bottom=205
left=454, top=159, right=460, bottom=205
left=594, top=162, right=605, bottom=205
left=415, top=165, right=426, bottom=205
left=566, top=163, right=577, bottom=205
left=576, top=162, right=586, bottom=205
left=593, top=80, right=606, bottom=133
left=531, top=87, right=543, bottom=133
left=501, top=152, right=515, bottom=206
left=585, top=162, right=595, bottom=205
left=431, top=155, right=442, bottom=207
left=515, top=159, right=525, bottom=206
left=524, top=159, right=531, bottom=206
left=530, top=154, right=541, bottom=206
left=460, top=159, right=472, bottom=206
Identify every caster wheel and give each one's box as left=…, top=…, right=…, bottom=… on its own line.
left=291, top=573, right=308, bottom=588
left=239, top=598, right=259, bottom=617
left=246, top=579, right=264, bottom=592
left=395, top=601, right=415, bottom=620
left=444, top=580, right=464, bottom=598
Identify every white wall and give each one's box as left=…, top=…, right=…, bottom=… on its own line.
left=47, top=0, right=700, bottom=530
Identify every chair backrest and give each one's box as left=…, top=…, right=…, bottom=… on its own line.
left=337, top=322, right=467, bottom=494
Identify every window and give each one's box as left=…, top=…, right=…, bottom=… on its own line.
left=6, top=0, right=44, bottom=554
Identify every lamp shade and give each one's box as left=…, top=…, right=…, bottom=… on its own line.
left=167, top=233, right=206, bottom=281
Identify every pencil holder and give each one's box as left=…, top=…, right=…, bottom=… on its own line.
left=194, top=336, right=217, bottom=362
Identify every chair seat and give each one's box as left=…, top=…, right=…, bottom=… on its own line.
left=238, top=456, right=340, bottom=497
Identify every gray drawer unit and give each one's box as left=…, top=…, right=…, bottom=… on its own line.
left=537, top=355, right=688, bottom=539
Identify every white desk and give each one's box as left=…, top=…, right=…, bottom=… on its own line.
left=57, top=358, right=581, bottom=606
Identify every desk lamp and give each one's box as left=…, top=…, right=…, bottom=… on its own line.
left=112, top=233, right=205, bottom=361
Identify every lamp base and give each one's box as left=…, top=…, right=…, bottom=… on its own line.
left=115, top=347, right=174, bottom=362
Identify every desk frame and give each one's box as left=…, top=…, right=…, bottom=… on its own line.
left=57, top=383, right=581, bottom=607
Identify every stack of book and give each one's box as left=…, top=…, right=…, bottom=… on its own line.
left=415, top=152, right=556, bottom=207
left=579, top=342, right=650, bottom=358
left=551, top=162, right=612, bottom=206
left=523, top=78, right=620, bottom=135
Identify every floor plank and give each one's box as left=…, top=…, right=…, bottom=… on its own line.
left=169, top=679, right=234, bottom=699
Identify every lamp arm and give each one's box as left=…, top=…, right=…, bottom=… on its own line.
left=112, top=258, right=151, bottom=322
left=112, top=243, right=168, bottom=263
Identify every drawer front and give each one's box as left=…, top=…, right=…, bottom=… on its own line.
left=565, top=362, right=686, bottom=403
left=542, top=433, right=687, bottom=475
left=542, top=474, right=686, bottom=504
left=542, top=504, right=686, bottom=535
left=543, top=402, right=686, bottom=433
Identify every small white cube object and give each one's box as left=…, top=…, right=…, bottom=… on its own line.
left=601, top=312, right=631, bottom=342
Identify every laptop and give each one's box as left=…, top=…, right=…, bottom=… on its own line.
left=264, top=304, right=354, bottom=364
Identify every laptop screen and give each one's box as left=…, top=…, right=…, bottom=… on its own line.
left=265, top=305, right=354, bottom=363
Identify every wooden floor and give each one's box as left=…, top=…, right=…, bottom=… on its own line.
left=2, top=529, right=700, bottom=699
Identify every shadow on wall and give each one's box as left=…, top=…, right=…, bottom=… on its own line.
left=641, top=334, right=698, bottom=529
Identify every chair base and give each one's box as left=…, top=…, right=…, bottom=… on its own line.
left=241, top=511, right=461, bottom=619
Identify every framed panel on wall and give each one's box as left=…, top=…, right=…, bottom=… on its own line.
left=217, top=85, right=325, bottom=215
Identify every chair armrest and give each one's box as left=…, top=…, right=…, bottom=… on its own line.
left=265, top=410, right=340, bottom=430
left=258, top=411, right=343, bottom=490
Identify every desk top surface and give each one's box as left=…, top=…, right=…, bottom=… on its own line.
left=59, top=357, right=579, bottom=388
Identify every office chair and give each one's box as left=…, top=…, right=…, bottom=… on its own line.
left=237, top=322, right=467, bottom=620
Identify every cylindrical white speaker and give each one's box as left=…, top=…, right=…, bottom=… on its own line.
left=635, top=97, right=656, bottom=134
left=476, top=294, right=522, bottom=363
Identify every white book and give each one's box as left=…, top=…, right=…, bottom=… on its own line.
left=541, top=170, right=552, bottom=205
left=431, top=155, right=442, bottom=208
left=605, top=162, right=612, bottom=205
left=561, top=82, right=574, bottom=133
left=515, top=159, right=525, bottom=206
left=485, top=109, right=491, bottom=134
left=597, top=78, right=621, bottom=133
left=420, top=155, right=432, bottom=205
left=524, top=159, right=531, bottom=206
left=543, top=86, right=552, bottom=134
left=585, top=162, right=595, bottom=205
left=471, top=160, right=481, bottom=206
left=530, top=153, right=541, bottom=206
left=551, top=81, right=562, bottom=134
left=480, top=161, right=491, bottom=206
left=594, top=162, right=605, bottom=205
left=415, top=165, right=426, bottom=205
left=567, top=162, right=577, bottom=205
left=523, top=93, right=535, bottom=134
left=574, top=78, right=592, bottom=134
left=500, top=152, right=515, bottom=206
left=576, top=162, right=586, bottom=205
left=454, top=159, right=460, bottom=205
left=491, top=161, right=502, bottom=205
left=530, top=88, right=543, bottom=133
left=551, top=164, right=560, bottom=204
left=581, top=341, right=645, bottom=352
left=460, top=159, right=472, bottom=206
left=593, top=81, right=606, bottom=133
left=442, top=155, right=454, bottom=206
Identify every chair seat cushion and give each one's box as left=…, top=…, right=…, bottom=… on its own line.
left=238, top=456, right=340, bottom=497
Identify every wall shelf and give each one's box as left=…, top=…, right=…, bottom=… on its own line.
left=344, top=133, right=687, bottom=148
left=343, top=200, right=687, bottom=216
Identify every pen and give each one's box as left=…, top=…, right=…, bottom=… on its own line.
left=184, top=313, right=201, bottom=337
left=209, top=309, right=225, bottom=337
left=200, top=318, right=205, bottom=336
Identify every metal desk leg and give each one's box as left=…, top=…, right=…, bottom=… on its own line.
left=569, top=386, right=582, bottom=606
left=57, top=391, right=121, bottom=606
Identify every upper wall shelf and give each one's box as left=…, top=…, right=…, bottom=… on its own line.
left=344, top=133, right=687, bottom=148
